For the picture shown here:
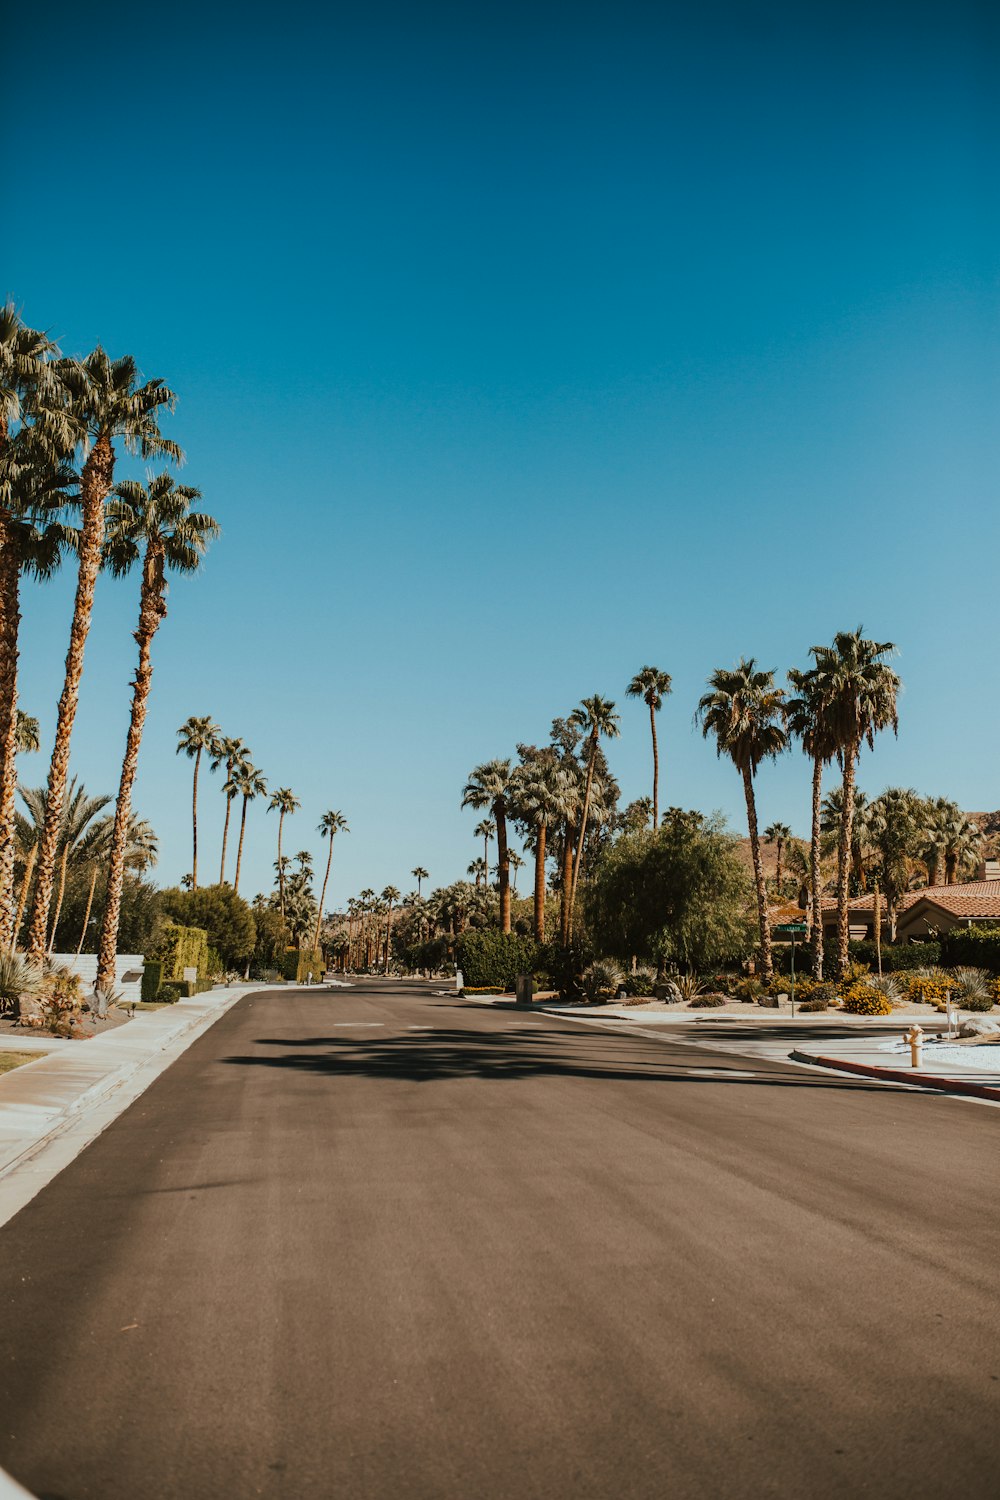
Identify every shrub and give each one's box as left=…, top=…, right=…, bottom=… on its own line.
left=675, top=974, right=705, bottom=1002
left=849, top=940, right=941, bottom=972
left=951, top=967, right=995, bottom=1012
left=581, top=959, right=624, bottom=1001
left=622, top=966, right=656, bottom=998
left=40, top=963, right=85, bottom=1037
left=842, top=981, right=894, bottom=1016
left=280, top=948, right=324, bottom=984
left=799, top=998, right=829, bottom=1012
left=141, top=960, right=164, bottom=1002
left=901, top=971, right=951, bottom=1006
left=0, top=952, right=43, bottom=1016
left=157, top=984, right=181, bottom=1003
left=689, top=992, right=726, bottom=1008
left=733, top=977, right=763, bottom=1003
left=158, top=885, right=256, bottom=971
left=940, top=925, right=1000, bottom=974
left=456, top=932, right=540, bottom=991
left=148, top=922, right=209, bottom=984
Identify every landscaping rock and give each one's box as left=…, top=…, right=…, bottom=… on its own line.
left=17, top=994, right=45, bottom=1027
left=958, top=1017, right=1000, bottom=1038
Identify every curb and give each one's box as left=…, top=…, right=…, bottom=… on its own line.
left=792, top=1050, right=1000, bottom=1102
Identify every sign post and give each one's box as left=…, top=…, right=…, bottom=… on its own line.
left=774, top=923, right=808, bottom=1016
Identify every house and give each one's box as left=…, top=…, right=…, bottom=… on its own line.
left=772, top=874, right=1000, bottom=945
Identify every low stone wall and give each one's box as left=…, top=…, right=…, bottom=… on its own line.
left=50, top=954, right=145, bottom=1002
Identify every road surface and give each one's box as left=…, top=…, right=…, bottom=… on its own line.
left=0, top=979, right=995, bottom=1498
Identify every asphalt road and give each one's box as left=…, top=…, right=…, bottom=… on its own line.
left=0, top=980, right=996, bottom=1500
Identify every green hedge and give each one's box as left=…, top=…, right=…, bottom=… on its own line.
left=848, top=940, right=942, bottom=972
left=939, top=925, right=1000, bottom=973
left=149, top=922, right=209, bottom=983
left=455, top=932, right=539, bottom=990
left=280, top=948, right=325, bottom=984
left=141, top=960, right=164, bottom=1001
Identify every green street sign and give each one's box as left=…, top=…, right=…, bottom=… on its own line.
left=774, top=923, right=807, bottom=935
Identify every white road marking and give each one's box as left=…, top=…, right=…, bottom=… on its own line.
left=331, top=1022, right=384, bottom=1027
left=684, top=1067, right=757, bottom=1078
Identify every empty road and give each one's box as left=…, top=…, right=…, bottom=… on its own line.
left=0, top=979, right=996, bottom=1498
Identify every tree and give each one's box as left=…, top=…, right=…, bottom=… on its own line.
left=510, top=747, right=573, bottom=942
left=473, top=818, right=495, bottom=885
left=697, top=660, right=787, bottom=978
left=268, top=788, right=300, bottom=919
left=26, top=350, right=180, bottom=959
left=785, top=664, right=839, bottom=979
left=211, top=735, right=248, bottom=883
left=231, top=763, right=267, bottom=895
left=15, top=712, right=40, bottom=753
left=411, top=866, right=429, bottom=897
left=467, top=857, right=487, bottom=888
left=15, top=779, right=112, bottom=955
left=763, top=822, right=792, bottom=894
left=175, top=715, right=218, bottom=892
left=75, top=813, right=157, bottom=955
left=508, top=850, right=524, bottom=893
left=314, top=810, right=348, bottom=950
left=567, top=695, right=621, bottom=937
left=812, top=630, right=899, bottom=977
left=586, top=811, right=753, bottom=973
left=462, top=760, right=515, bottom=933
left=381, top=886, right=400, bottom=973
left=160, top=883, right=256, bottom=972
left=866, top=788, right=924, bottom=933
left=94, top=475, right=219, bottom=992
left=625, top=667, right=672, bottom=828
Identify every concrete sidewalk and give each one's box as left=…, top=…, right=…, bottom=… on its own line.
left=0, top=984, right=260, bottom=1227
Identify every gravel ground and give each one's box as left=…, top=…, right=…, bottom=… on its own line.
left=0, top=1010, right=130, bottom=1041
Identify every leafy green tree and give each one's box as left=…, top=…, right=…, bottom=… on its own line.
left=159, top=883, right=256, bottom=971
left=95, top=476, right=218, bottom=992
left=811, top=630, right=899, bottom=976
left=625, top=666, right=672, bottom=827
left=586, top=811, right=753, bottom=974
left=697, top=659, right=787, bottom=978
left=27, top=350, right=181, bottom=959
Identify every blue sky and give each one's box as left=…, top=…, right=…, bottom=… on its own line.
left=6, top=0, right=999, bottom=905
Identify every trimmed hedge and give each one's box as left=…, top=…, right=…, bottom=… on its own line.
left=280, top=948, right=325, bottom=984
left=848, top=940, right=941, bottom=973
left=141, top=960, right=164, bottom=1001
left=150, top=922, right=209, bottom=983
left=455, top=932, right=539, bottom=990
left=939, top=925, right=1000, bottom=974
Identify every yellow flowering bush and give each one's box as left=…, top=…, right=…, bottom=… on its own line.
left=841, top=981, right=894, bottom=1016
left=902, top=973, right=951, bottom=1006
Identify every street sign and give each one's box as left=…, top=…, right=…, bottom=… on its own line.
left=774, top=923, right=807, bottom=935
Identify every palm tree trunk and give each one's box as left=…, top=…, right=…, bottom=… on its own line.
left=649, top=702, right=660, bottom=828
left=233, top=796, right=249, bottom=895
left=314, top=835, right=334, bottom=951
left=384, top=901, right=393, bottom=974
left=809, top=754, right=824, bottom=980
left=76, top=864, right=99, bottom=956
left=191, top=746, right=202, bottom=890
left=96, top=555, right=163, bottom=992
left=742, top=765, right=773, bottom=978
left=27, top=432, right=113, bottom=960
left=0, top=536, right=22, bottom=946
left=48, top=842, right=69, bottom=955
left=836, top=738, right=860, bottom=978
left=568, top=743, right=597, bottom=938
left=219, top=789, right=234, bottom=883
left=560, top=824, right=574, bottom=944
left=13, top=842, right=36, bottom=949
left=495, top=803, right=511, bottom=933
left=775, top=839, right=784, bottom=893
left=533, top=820, right=547, bottom=941
left=277, top=809, right=286, bottom=918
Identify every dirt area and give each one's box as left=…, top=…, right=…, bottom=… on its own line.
left=0, top=1010, right=131, bottom=1042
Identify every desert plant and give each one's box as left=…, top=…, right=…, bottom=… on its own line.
left=675, top=973, right=706, bottom=1002
left=733, top=976, right=763, bottom=1003
left=867, top=973, right=902, bottom=1004
left=902, top=970, right=952, bottom=1006
left=581, top=958, right=624, bottom=1000
left=622, top=966, right=656, bottom=997
left=689, top=992, right=726, bottom=1008
left=0, top=950, right=43, bottom=1015
left=951, top=967, right=994, bottom=1012
left=841, top=980, right=894, bottom=1016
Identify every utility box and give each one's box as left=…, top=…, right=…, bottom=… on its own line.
left=514, top=973, right=533, bottom=1008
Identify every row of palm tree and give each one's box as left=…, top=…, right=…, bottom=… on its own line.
left=0, top=305, right=218, bottom=995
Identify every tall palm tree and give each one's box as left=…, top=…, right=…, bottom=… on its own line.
left=211, top=734, right=248, bottom=883
left=508, top=849, right=525, bottom=894
left=462, top=760, right=515, bottom=933
left=567, top=695, right=620, bottom=936
left=811, top=630, right=899, bottom=977
left=94, top=475, right=218, bottom=992
left=763, top=822, right=793, bottom=895
left=697, top=660, right=787, bottom=978
left=176, top=715, right=219, bottom=892
left=473, top=818, right=495, bottom=885
left=411, top=866, right=429, bottom=897
left=26, top=350, right=180, bottom=960
left=314, top=810, right=348, bottom=950
left=785, top=665, right=839, bottom=978
left=511, top=750, right=572, bottom=942
left=268, top=788, right=301, bottom=919
left=381, top=886, right=400, bottom=973
left=625, top=666, right=672, bottom=827
left=231, top=763, right=267, bottom=896
left=294, top=849, right=313, bottom=876
left=23, top=779, right=113, bottom=955
left=75, top=813, right=157, bottom=956
left=467, top=857, right=486, bottom=888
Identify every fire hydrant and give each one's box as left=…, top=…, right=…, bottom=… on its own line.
left=906, top=1025, right=924, bottom=1069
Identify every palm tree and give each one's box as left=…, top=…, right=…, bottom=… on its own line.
left=294, top=849, right=313, bottom=876
left=231, top=763, right=267, bottom=895
left=811, top=630, right=900, bottom=977
left=26, top=349, right=180, bottom=960
left=94, top=475, right=218, bottom=992
left=567, top=696, right=620, bottom=936
left=785, top=665, right=840, bottom=979
left=15, top=712, right=39, bottom=753
left=467, top=857, right=487, bottom=888
left=76, top=813, right=157, bottom=955
left=268, top=788, right=301, bottom=919
left=763, top=822, right=793, bottom=895
left=511, top=750, right=572, bottom=942
left=462, top=760, right=515, bottom=933
left=411, top=866, right=429, bottom=897
left=697, top=660, right=787, bottom=978
left=381, top=886, right=400, bottom=973
left=15, top=779, right=112, bottom=955
left=508, top=849, right=525, bottom=893
left=314, top=810, right=348, bottom=950
left=473, top=818, right=495, bottom=885
left=211, top=735, right=248, bottom=883
left=175, top=715, right=219, bottom=892
left=625, top=667, right=672, bottom=827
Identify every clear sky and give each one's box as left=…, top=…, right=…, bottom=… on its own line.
left=6, top=0, right=999, bottom=905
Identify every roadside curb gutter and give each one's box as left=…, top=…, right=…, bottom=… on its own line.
left=791, top=1049, right=1000, bottom=1103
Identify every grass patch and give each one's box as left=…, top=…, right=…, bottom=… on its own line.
left=0, top=1050, right=47, bottom=1074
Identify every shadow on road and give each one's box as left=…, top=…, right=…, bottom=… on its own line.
left=221, top=1026, right=887, bottom=1089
